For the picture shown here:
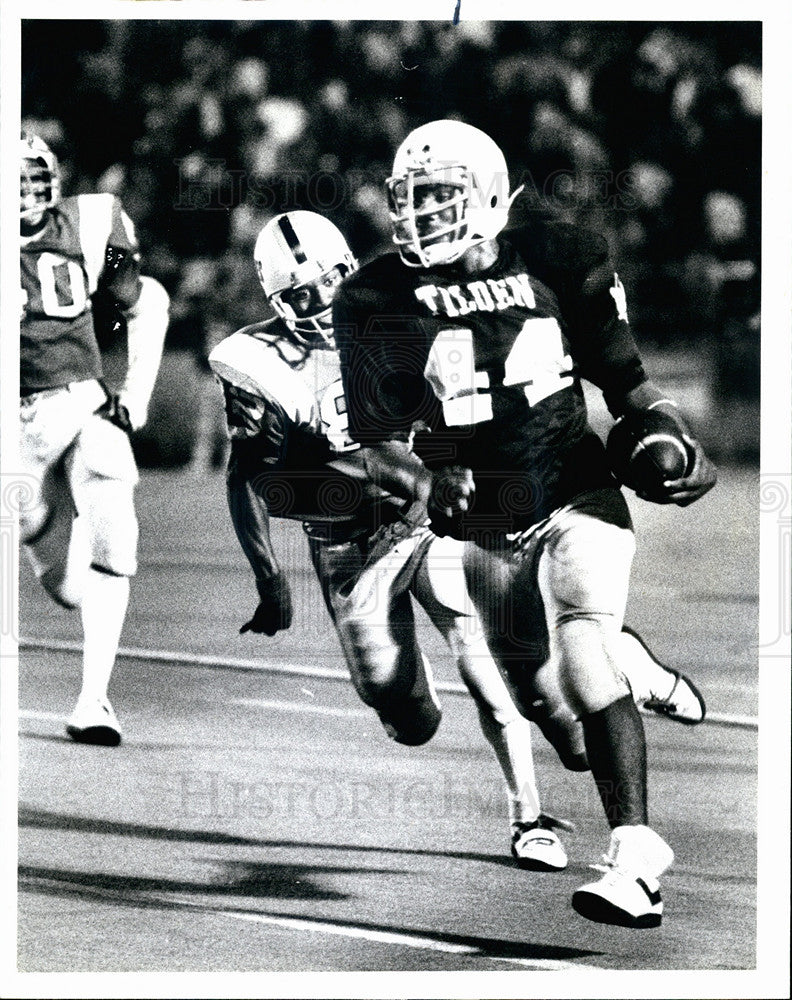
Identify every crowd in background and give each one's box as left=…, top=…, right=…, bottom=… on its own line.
left=22, top=19, right=761, bottom=451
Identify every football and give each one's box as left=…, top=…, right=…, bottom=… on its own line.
left=606, top=409, right=692, bottom=498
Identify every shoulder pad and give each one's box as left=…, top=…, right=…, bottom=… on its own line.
left=505, top=220, right=608, bottom=281
left=340, top=252, right=407, bottom=294
left=208, top=329, right=316, bottom=426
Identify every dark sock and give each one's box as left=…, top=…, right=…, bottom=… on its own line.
left=582, top=694, right=648, bottom=828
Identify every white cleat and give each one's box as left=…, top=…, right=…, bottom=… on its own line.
left=511, top=814, right=572, bottom=872
left=621, top=626, right=706, bottom=725
left=572, top=825, right=674, bottom=928
left=66, top=697, right=122, bottom=747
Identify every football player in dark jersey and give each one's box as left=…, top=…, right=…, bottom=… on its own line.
left=20, top=131, right=169, bottom=746
left=210, top=210, right=576, bottom=871
left=334, top=120, right=717, bottom=928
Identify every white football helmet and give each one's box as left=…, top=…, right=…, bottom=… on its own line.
left=20, top=131, right=61, bottom=222
left=254, top=211, right=357, bottom=344
left=386, top=119, right=521, bottom=268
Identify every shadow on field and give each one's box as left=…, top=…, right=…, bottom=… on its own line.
left=19, top=861, right=601, bottom=964
left=18, top=857, right=405, bottom=903
left=19, top=805, right=527, bottom=868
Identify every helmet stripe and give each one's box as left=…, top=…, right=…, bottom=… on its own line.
left=278, top=215, right=308, bottom=265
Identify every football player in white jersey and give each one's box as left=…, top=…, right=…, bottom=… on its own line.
left=210, top=210, right=574, bottom=870
left=19, top=131, right=170, bottom=746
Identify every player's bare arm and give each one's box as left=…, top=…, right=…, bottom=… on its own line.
left=223, top=383, right=293, bottom=636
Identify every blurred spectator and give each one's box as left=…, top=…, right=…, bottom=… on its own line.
left=685, top=192, right=759, bottom=399
left=22, top=19, right=760, bottom=410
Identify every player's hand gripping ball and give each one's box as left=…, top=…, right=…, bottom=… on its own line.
left=606, top=409, right=693, bottom=501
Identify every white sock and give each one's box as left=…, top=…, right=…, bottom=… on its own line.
left=617, top=631, right=674, bottom=702
left=78, top=569, right=130, bottom=704
left=477, top=710, right=541, bottom=827
left=446, top=623, right=542, bottom=829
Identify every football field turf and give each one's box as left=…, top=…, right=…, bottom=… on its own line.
left=17, top=466, right=763, bottom=978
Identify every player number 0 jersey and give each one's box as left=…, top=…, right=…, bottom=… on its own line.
left=20, top=193, right=140, bottom=393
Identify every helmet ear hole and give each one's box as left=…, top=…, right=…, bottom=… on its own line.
left=490, top=196, right=498, bottom=208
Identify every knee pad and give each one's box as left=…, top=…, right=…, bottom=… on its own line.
left=512, top=677, right=589, bottom=770
left=503, top=656, right=590, bottom=771
left=555, top=616, right=632, bottom=715
left=69, top=418, right=139, bottom=576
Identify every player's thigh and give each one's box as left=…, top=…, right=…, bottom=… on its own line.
left=18, top=393, right=84, bottom=540
left=306, top=535, right=364, bottom=623
left=539, top=510, right=635, bottom=623
left=68, top=415, right=139, bottom=575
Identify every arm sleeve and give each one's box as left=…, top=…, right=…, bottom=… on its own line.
left=97, top=197, right=143, bottom=309
left=221, top=379, right=291, bottom=582
left=334, top=284, right=437, bottom=445
left=119, top=276, right=170, bottom=430
left=546, top=226, right=648, bottom=416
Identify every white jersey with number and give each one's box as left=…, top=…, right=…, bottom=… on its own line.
left=209, top=318, right=370, bottom=481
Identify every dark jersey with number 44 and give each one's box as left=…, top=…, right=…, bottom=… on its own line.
left=334, top=218, right=648, bottom=535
